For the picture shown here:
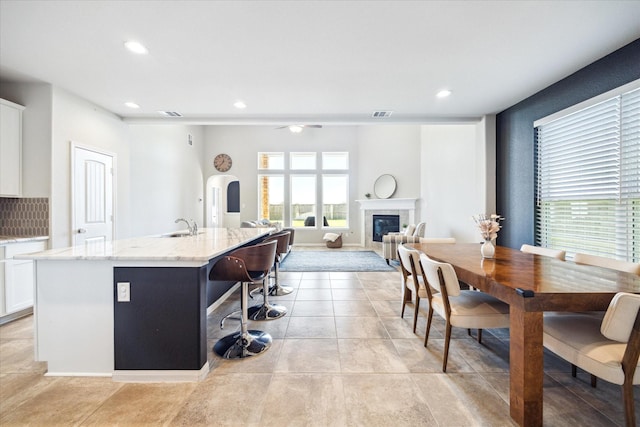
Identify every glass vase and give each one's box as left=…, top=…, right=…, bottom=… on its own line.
left=481, top=239, right=495, bottom=259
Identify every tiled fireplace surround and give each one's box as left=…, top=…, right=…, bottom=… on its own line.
left=356, top=198, right=417, bottom=249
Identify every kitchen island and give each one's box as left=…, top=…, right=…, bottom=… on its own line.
left=18, top=227, right=272, bottom=382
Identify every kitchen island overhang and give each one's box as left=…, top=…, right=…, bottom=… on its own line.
left=19, top=228, right=273, bottom=382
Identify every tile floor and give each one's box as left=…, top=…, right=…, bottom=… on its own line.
left=0, top=256, right=638, bottom=426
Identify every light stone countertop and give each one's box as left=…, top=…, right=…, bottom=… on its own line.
left=15, top=228, right=272, bottom=262
left=0, top=235, right=50, bottom=245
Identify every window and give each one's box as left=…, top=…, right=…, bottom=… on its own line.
left=258, top=152, right=284, bottom=170
left=291, top=175, right=316, bottom=226
left=257, top=175, right=284, bottom=226
left=323, top=175, right=348, bottom=227
left=257, top=153, right=285, bottom=225
left=291, top=152, right=316, bottom=170
left=534, top=82, right=640, bottom=262
left=322, top=152, right=349, bottom=170
left=257, top=152, right=349, bottom=228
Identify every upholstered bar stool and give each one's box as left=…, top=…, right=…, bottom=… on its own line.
left=247, top=230, right=290, bottom=320
left=209, top=240, right=277, bottom=359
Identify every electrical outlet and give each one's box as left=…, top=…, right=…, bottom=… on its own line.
left=117, top=282, right=130, bottom=302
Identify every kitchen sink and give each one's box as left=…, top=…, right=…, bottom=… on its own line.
left=160, top=231, right=204, bottom=238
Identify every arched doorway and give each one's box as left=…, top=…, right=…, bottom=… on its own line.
left=205, top=175, right=240, bottom=227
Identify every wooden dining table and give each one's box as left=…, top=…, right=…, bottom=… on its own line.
left=408, top=242, right=640, bottom=427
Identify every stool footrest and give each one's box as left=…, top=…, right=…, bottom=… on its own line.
left=220, top=310, right=242, bottom=329
left=213, top=330, right=272, bottom=359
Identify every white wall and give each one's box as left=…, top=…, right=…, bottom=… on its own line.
left=0, top=82, right=52, bottom=197
left=203, top=125, right=424, bottom=245
left=356, top=125, right=422, bottom=216
left=129, top=125, right=205, bottom=236
left=51, top=87, right=131, bottom=247
left=203, top=126, right=360, bottom=244
left=1, top=80, right=497, bottom=247
left=420, top=118, right=495, bottom=243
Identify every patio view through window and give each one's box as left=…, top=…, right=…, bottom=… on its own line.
left=258, top=152, right=349, bottom=228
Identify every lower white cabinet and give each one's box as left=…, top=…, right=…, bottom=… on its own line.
left=0, top=240, right=47, bottom=316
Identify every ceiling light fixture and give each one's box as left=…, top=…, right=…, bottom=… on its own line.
left=288, top=125, right=303, bottom=133
left=436, top=89, right=452, bottom=98
left=157, top=110, right=182, bottom=117
left=124, top=102, right=140, bottom=109
left=233, top=100, right=247, bottom=109
left=124, top=40, right=148, bottom=55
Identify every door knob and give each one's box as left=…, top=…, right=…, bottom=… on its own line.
left=78, top=228, right=87, bottom=234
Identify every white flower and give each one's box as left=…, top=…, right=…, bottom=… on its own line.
left=472, top=214, right=504, bottom=240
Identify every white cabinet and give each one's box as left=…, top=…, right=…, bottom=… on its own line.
left=0, top=98, right=25, bottom=197
left=0, top=240, right=47, bottom=316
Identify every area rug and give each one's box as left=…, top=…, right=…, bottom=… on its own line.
left=279, top=250, right=396, bottom=272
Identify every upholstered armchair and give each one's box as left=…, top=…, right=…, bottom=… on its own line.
left=382, top=222, right=425, bottom=264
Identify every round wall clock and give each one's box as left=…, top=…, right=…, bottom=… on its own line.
left=213, top=153, right=232, bottom=172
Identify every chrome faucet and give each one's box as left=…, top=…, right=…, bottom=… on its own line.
left=175, top=218, right=198, bottom=236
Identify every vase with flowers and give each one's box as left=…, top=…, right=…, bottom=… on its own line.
left=472, top=214, right=504, bottom=259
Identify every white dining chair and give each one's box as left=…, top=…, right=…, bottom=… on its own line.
left=397, top=244, right=431, bottom=333
left=419, top=253, right=510, bottom=372
left=543, top=292, right=640, bottom=427
left=574, top=252, right=640, bottom=275
left=520, top=244, right=566, bottom=260
left=419, top=237, right=456, bottom=244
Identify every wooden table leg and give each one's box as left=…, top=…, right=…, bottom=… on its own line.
left=509, top=307, right=544, bottom=426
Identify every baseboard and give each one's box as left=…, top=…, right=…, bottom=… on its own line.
left=112, top=363, right=210, bottom=382
left=207, top=282, right=240, bottom=315
left=0, top=307, right=33, bottom=325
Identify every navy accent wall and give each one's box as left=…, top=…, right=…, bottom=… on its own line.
left=496, top=38, right=640, bottom=249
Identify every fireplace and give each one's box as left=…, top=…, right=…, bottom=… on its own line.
left=372, top=214, right=400, bottom=242
left=356, top=198, right=417, bottom=248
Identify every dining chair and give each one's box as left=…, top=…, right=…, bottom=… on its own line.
left=397, top=244, right=432, bottom=333
left=561, top=252, right=640, bottom=386
left=574, top=252, right=640, bottom=275
left=419, top=253, right=510, bottom=372
left=419, top=237, right=456, bottom=244
left=520, top=244, right=566, bottom=260
left=543, top=292, right=640, bottom=427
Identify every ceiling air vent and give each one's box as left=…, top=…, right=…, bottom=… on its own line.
left=372, top=111, right=393, bottom=118
left=158, top=111, right=183, bottom=117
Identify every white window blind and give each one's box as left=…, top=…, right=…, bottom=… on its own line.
left=535, top=85, right=640, bottom=262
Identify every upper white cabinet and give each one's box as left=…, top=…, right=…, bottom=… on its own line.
left=0, top=98, right=25, bottom=197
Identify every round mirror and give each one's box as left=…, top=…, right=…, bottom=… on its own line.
left=374, top=174, right=397, bottom=199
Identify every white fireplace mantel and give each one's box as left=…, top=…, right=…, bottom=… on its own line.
left=356, top=198, right=417, bottom=211
left=356, top=198, right=418, bottom=247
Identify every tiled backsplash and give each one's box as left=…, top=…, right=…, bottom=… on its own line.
left=0, top=197, right=49, bottom=236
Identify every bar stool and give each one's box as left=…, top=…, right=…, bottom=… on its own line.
left=209, top=240, right=277, bottom=359
left=250, top=230, right=293, bottom=299
left=266, top=230, right=294, bottom=296
left=246, top=231, right=289, bottom=320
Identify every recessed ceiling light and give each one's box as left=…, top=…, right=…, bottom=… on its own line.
left=289, top=125, right=303, bottom=133
left=124, top=102, right=140, bottom=109
left=436, top=89, right=452, bottom=98
left=233, top=100, right=247, bottom=109
left=124, top=40, right=148, bottom=55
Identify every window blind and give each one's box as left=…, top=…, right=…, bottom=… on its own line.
left=535, top=85, right=640, bottom=262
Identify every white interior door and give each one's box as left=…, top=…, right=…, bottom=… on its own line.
left=72, top=145, right=114, bottom=246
